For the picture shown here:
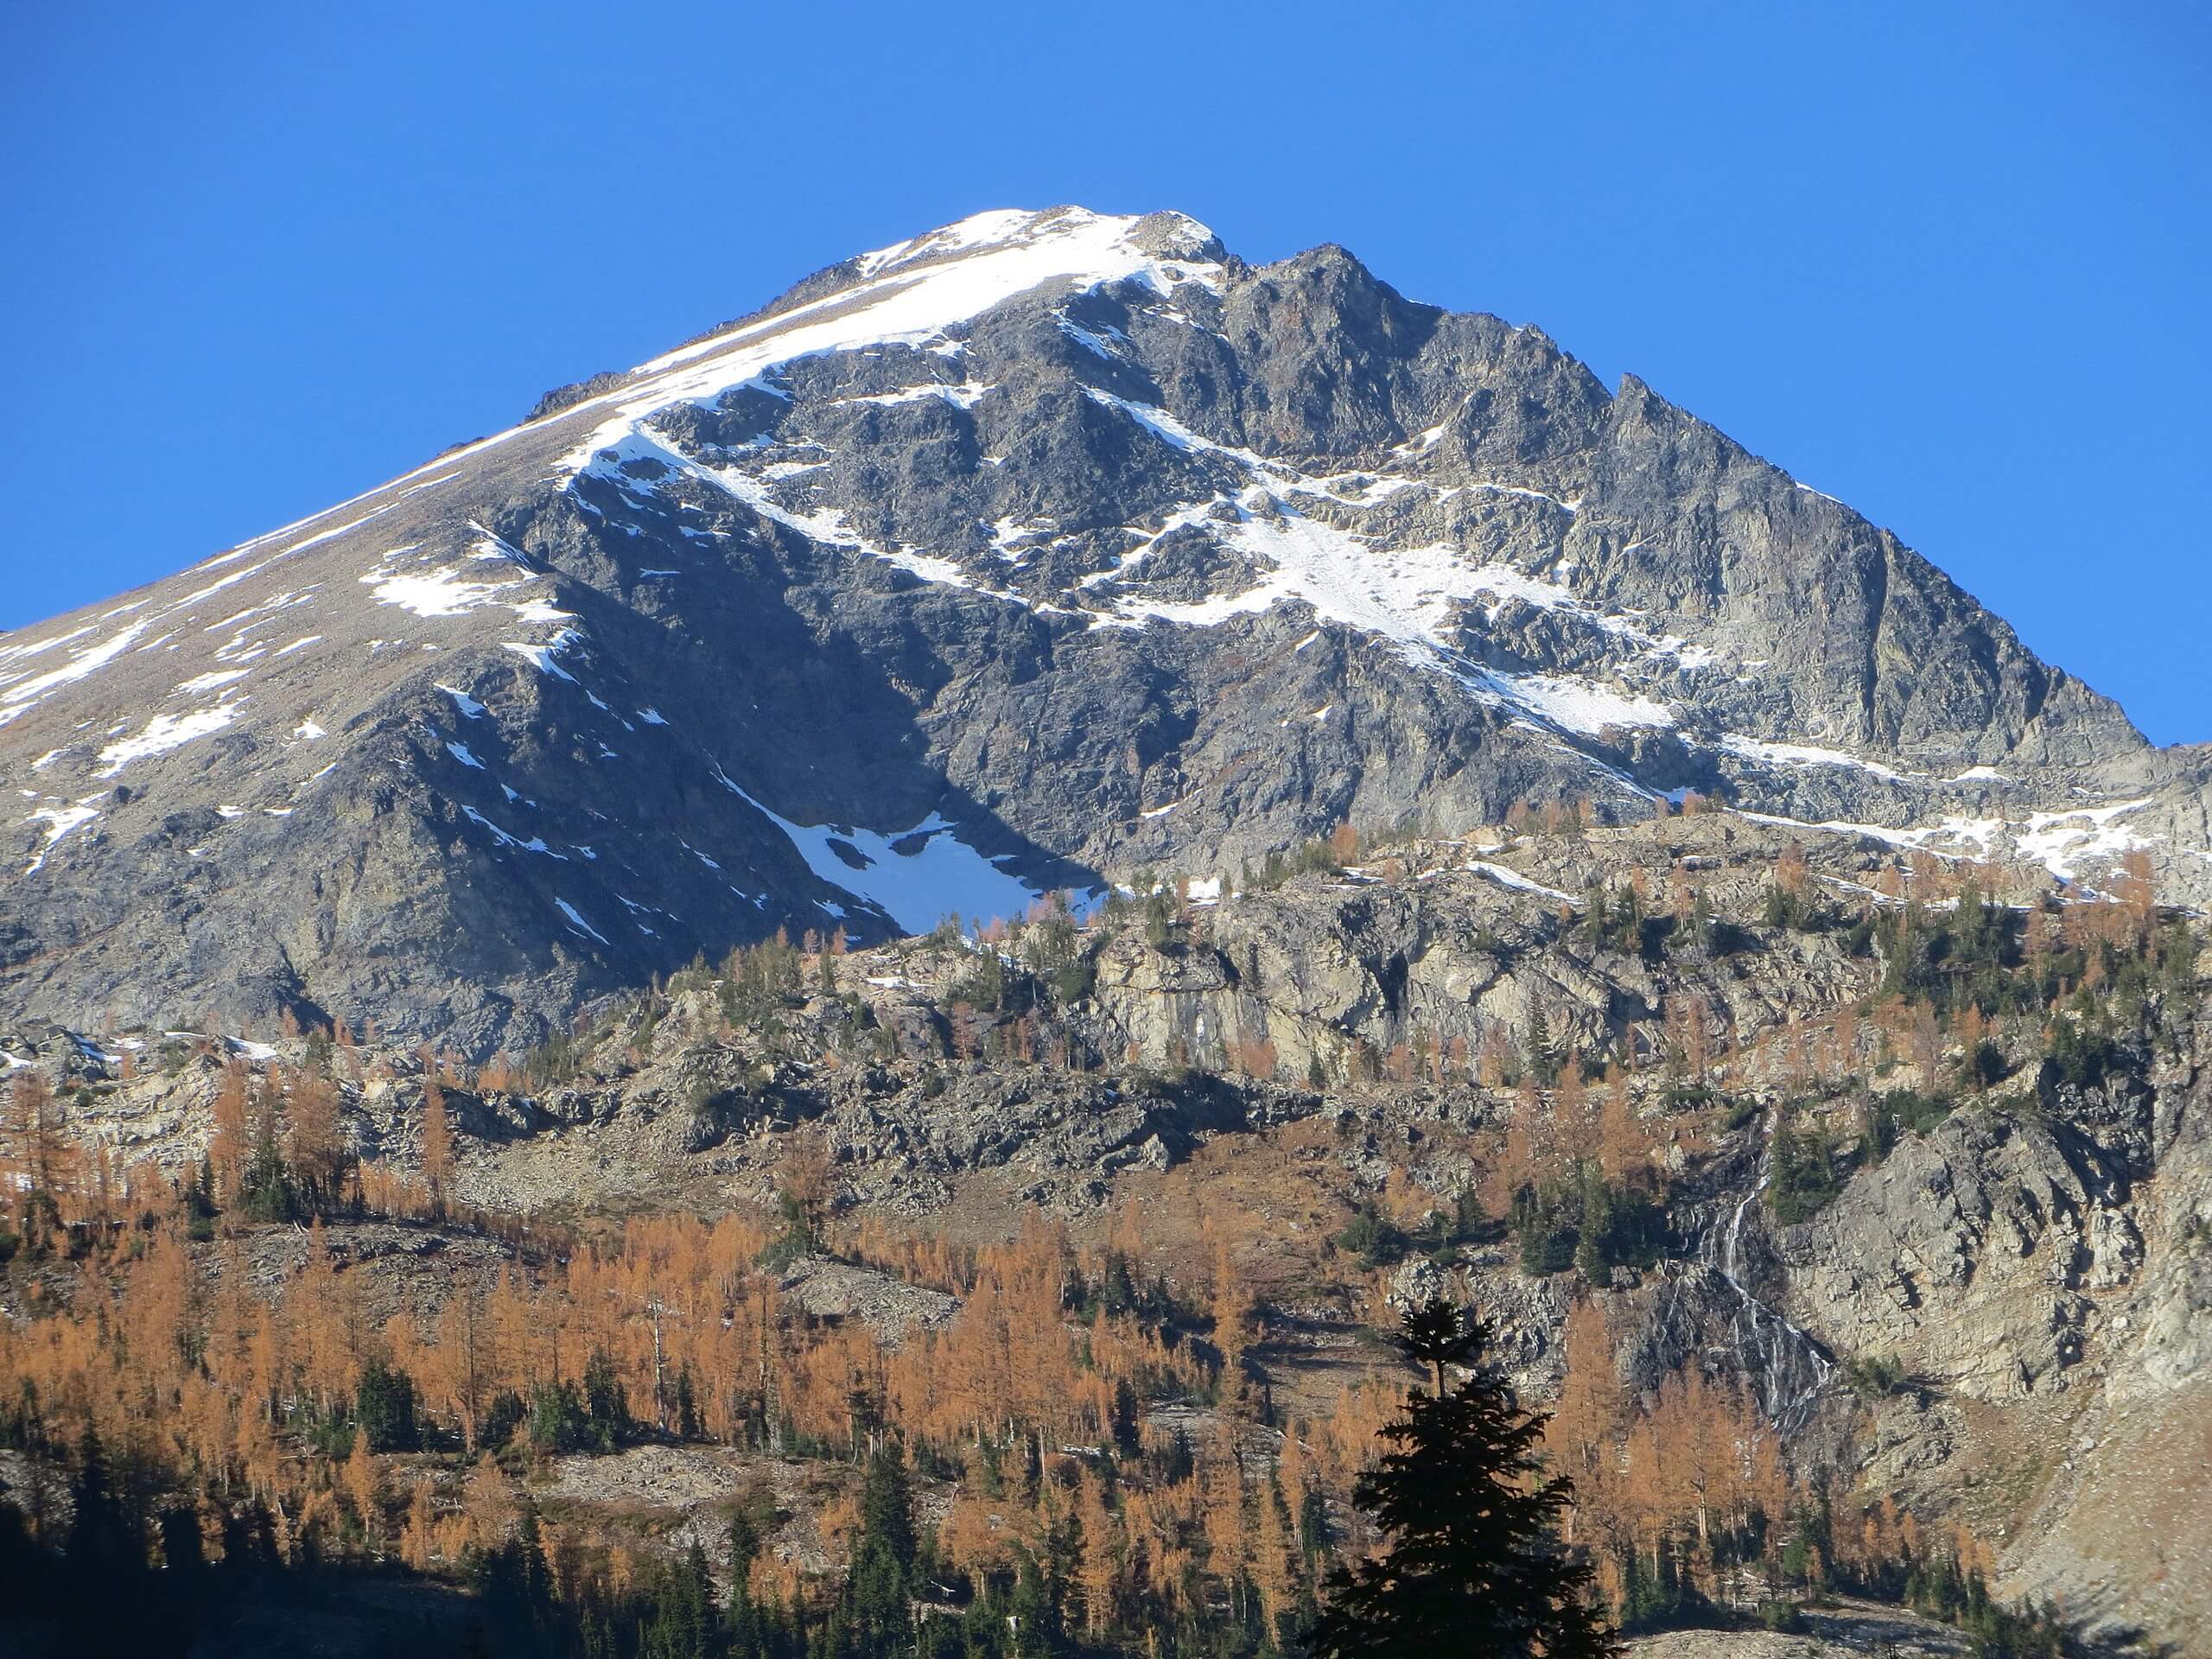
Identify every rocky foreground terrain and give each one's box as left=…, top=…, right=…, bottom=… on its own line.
left=3, top=206, right=2208, bottom=1058
left=8, top=806, right=2207, bottom=1651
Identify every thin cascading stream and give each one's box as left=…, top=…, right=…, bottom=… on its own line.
left=1700, top=1108, right=1834, bottom=1428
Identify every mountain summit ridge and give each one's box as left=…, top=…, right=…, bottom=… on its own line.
left=3, top=205, right=2204, bottom=1050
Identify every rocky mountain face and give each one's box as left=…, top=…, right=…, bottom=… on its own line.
left=3, top=206, right=2205, bottom=1055
left=18, top=809, right=2209, bottom=1647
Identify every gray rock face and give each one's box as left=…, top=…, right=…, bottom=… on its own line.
left=1780, top=1100, right=2145, bottom=1398
left=1, top=205, right=2201, bottom=1052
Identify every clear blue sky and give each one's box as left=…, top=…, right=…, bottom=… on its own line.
left=3, top=2, right=2207, bottom=741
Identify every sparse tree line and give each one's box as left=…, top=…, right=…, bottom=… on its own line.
left=3, top=823, right=2183, bottom=1654
left=0, top=1179, right=1392, bottom=1655
left=1, top=1114, right=2082, bottom=1656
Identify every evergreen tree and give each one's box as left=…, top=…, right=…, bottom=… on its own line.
left=157, top=1504, right=204, bottom=1577
left=647, top=1537, right=720, bottom=1659
left=724, top=1498, right=767, bottom=1647
left=1527, top=1007, right=1558, bottom=1086
left=582, top=1347, right=632, bottom=1448
left=849, top=1442, right=918, bottom=1643
left=1109, top=1377, right=1141, bottom=1459
left=1007, top=1547, right=1065, bottom=1656
left=67, top=1425, right=138, bottom=1584
left=1306, top=1300, right=1616, bottom=1659
left=676, top=1361, right=702, bottom=1440
left=514, top=1503, right=552, bottom=1614
left=357, top=1357, right=421, bottom=1452
left=238, top=1109, right=297, bottom=1224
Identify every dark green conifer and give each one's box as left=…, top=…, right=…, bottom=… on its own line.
left=1306, top=1300, right=1616, bottom=1659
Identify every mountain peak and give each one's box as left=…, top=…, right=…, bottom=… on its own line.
left=850, top=206, right=1224, bottom=281
left=0, top=208, right=2200, bottom=1051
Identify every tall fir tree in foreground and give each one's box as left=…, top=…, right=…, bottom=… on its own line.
left=1307, top=1300, right=1617, bottom=1659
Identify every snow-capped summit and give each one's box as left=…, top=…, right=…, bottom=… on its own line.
left=554, top=207, right=1230, bottom=484
left=849, top=206, right=1224, bottom=282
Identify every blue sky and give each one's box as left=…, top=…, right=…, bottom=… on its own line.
left=3, top=2, right=2206, bottom=741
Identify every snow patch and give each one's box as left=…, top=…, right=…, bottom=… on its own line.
left=1719, top=734, right=1911, bottom=784
left=831, top=381, right=995, bottom=409
left=1479, top=672, right=1675, bottom=736
left=21, top=804, right=99, bottom=874
left=2016, top=799, right=2156, bottom=880
left=175, top=669, right=251, bottom=696
left=1735, top=800, right=2153, bottom=883
left=363, top=557, right=569, bottom=626
left=97, top=699, right=245, bottom=776
left=714, top=766, right=1045, bottom=935
left=504, top=630, right=584, bottom=682
left=555, top=899, right=609, bottom=944
left=0, top=620, right=151, bottom=727
left=438, top=684, right=487, bottom=719
left=461, top=804, right=563, bottom=857
left=1467, top=861, right=1581, bottom=906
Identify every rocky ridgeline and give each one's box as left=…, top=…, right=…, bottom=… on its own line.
left=2, top=207, right=2205, bottom=1055
left=13, top=807, right=2209, bottom=1645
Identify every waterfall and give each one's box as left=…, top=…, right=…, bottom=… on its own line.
left=1704, top=1108, right=1834, bottom=1429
